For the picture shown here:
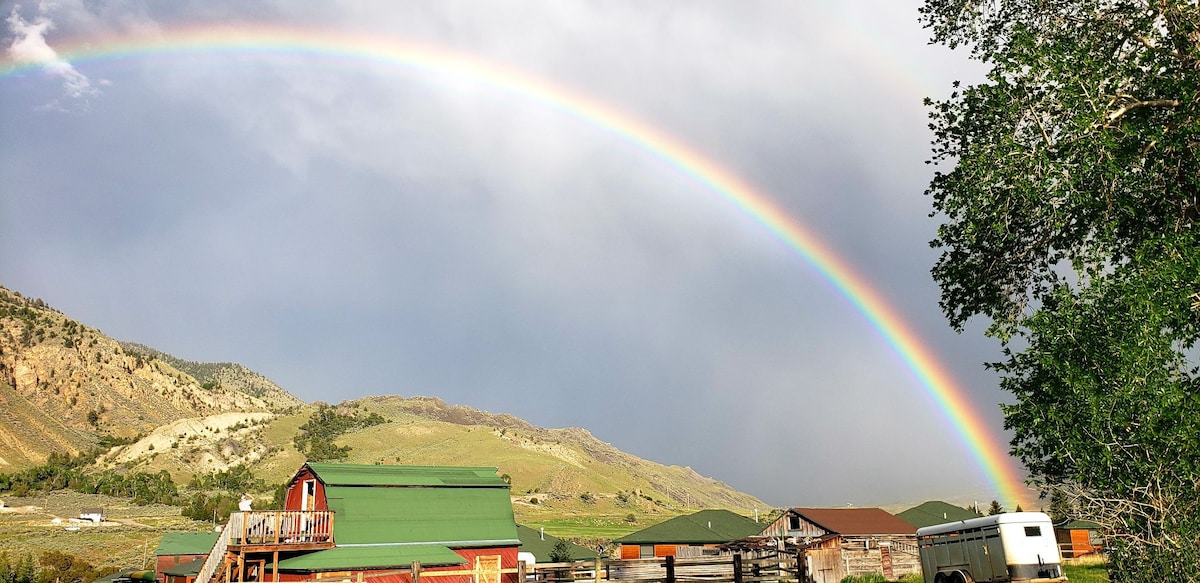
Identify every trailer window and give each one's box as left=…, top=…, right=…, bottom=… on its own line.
left=1024, top=526, right=1042, bottom=537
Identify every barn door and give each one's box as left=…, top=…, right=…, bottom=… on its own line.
left=475, top=555, right=501, bottom=583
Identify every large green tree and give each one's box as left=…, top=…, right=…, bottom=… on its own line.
left=920, top=1, right=1200, bottom=580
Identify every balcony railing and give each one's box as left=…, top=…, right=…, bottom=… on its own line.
left=226, top=510, right=335, bottom=547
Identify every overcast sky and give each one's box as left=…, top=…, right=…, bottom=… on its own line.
left=1, top=1, right=1022, bottom=508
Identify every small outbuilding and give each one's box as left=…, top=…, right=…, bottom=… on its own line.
left=762, top=507, right=919, bottom=582
left=614, top=509, right=763, bottom=559
left=154, top=531, right=220, bottom=583
left=79, top=507, right=105, bottom=523
left=1054, top=519, right=1103, bottom=558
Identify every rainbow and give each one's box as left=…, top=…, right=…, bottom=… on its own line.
left=2, top=25, right=1029, bottom=507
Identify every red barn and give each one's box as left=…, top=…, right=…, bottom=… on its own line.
left=189, top=463, right=520, bottom=583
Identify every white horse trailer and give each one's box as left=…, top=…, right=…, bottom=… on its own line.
left=916, top=512, right=1067, bottom=583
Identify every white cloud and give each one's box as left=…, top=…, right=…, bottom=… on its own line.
left=6, top=3, right=98, bottom=105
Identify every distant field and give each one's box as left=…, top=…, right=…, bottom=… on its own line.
left=522, top=516, right=643, bottom=540
left=0, top=490, right=202, bottom=568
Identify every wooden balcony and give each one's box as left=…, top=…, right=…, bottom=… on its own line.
left=226, top=510, right=335, bottom=552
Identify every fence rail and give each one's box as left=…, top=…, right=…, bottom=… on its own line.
left=532, top=553, right=801, bottom=583
left=229, top=510, right=335, bottom=546
left=325, top=553, right=805, bottom=583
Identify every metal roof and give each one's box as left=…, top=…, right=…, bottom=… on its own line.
left=275, top=544, right=467, bottom=571
left=325, top=483, right=519, bottom=547
left=154, top=531, right=221, bottom=556
left=162, top=559, right=205, bottom=577
left=614, top=509, right=763, bottom=544
left=791, top=508, right=916, bottom=536
left=305, top=463, right=509, bottom=487
left=516, top=525, right=598, bottom=561
left=897, top=501, right=982, bottom=529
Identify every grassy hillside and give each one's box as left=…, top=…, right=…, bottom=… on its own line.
left=0, top=283, right=775, bottom=566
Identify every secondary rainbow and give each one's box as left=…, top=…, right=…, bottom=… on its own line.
left=2, top=24, right=1028, bottom=507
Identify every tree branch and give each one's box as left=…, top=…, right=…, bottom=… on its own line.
left=1105, top=98, right=1182, bottom=124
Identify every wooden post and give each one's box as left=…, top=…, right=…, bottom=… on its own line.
left=795, top=551, right=806, bottom=583
left=665, top=556, right=674, bottom=583
left=732, top=553, right=743, bottom=583
left=412, top=561, right=422, bottom=583
left=592, top=558, right=601, bottom=583
left=518, top=560, right=527, bottom=583
left=273, top=551, right=280, bottom=583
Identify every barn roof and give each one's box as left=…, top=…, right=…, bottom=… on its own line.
left=299, top=464, right=519, bottom=548
left=897, top=501, right=981, bottom=529
left=275, top=544, right=468, bottom=571
left=792, top=508, right=916, bottom=536
left=302, top=463, right=509, bottom=487
left=154, top=531, right=221, bottom=556
left=614, top=509, right=763, bottom=544
left=517, top=525, right=598, bottom=561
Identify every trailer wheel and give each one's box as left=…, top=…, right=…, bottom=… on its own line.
left=949, top=571, right=975, bottom=583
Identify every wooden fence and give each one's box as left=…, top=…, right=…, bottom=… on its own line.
left=525, top=553, right=802, bottom=583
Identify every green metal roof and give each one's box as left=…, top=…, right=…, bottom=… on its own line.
left=897, top=501, right=982, bottom=529
left=517, top=525, right=598, bottom=562
left=275, top=545, right=467, bottom=571
left=162, top=559, right=205, bottom=577
left=325, top=483, right=519, bottom=546
left=154, top=531, right=221, bottom=556
left=614, top=510, right=763, bottom=545
left=306, top=463, right=509, bottom=487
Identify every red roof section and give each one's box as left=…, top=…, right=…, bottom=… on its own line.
left=793, top=508, right=917, bottom=536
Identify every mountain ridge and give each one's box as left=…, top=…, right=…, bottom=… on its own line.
left=0, top=285, right=768, bottom=514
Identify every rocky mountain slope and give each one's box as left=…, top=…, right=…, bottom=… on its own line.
left=0, top=285, right=767, bottom=514
left=119, top=342, right=302, bottom=410
left=0, top=287, right=272, bottom=467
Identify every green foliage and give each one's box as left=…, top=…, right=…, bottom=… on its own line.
left=188, top=464, right=263, bottom=493
left=839, top=574, right=886, bottom=583
left=34, top=551, right=113, bottom=583
left=0, top=550, right=113, bottom=583
left=987, top=500, right=1003, bottom=516
left=0, top=553, right=36, bottom=583
left=1048, top=487, right=1073, bottom=524
left=181, top=492, right=240, bottom=523
left=0, top=452, right=177, bottom=505
left=548, top=540, right=573, bottom=563
left=579, top=492, right=595, bottom=504
left=292, top=404, right=387, bottom=462
left=921, top=1, right=1200, bottom=580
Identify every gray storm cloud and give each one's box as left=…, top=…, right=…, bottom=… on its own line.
left=0, top=1, right=1019, bottom=507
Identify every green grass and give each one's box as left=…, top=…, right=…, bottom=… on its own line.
left=522, top=516, right=648, bottom=539
left=1063, top=560, right=1110, bottom=583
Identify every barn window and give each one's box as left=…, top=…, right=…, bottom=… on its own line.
left=640, top=545, right=654, bottom=558
left=788, top=515, right=801, bottom=530
left=1024, top=526, right=1042, bottom=537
